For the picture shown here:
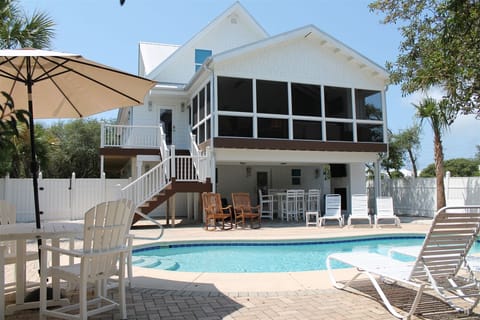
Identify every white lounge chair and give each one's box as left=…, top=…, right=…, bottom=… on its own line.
left=375, top=196, right=400, bottom=227
left=347, top=194, right=371, bottom=227
left=327, top=205, right=480, bottom=319
left=39, top=199, right=134, bottom=320
left=320, top=194, right=342, bottom=227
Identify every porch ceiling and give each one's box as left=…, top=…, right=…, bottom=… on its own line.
left=214, top=148, right=379, bottom=166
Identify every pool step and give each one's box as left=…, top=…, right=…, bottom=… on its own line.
left=132, top=256, right=179, bottom=270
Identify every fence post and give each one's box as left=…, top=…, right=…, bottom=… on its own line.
left=70, top=172, right=76, bottom=220
left=101, top=172, right=106, bottom=202
left=445, top=171, right=451, bottom=200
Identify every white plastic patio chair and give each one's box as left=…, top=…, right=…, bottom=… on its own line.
left=258, top=189, right=274, bottom=220
left=0, top=200, right=38, bottom=316
left=375, top=196, right=400, bottom=227
left=347, top=194, right=371, bottom=227
left=327, top=205, right=480, bottom=319
left=39, top=199, right=134, bottom=320
left=319, top=194, right=342, bottom=227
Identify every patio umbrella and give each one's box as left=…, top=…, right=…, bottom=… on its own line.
left=0, top=48, right=156, bottom=232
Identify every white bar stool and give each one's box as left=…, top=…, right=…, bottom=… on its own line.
left=305, top=211, right=319, bottom=227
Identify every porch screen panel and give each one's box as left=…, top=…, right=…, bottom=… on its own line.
left=199, top=89, right=205, bottom=121
left=218, top=77, right=252, bottom=112
left=355, top=89, right=382, bottom=120
left=324, top=86, right=352, bottom=118
left=206, top=119, right=211, bottom=140
left=292, top=83, right=321, bottom=116
left=206, top=82, right=211, bottom=116
left=199, top=123, right=205, bottom=143
left=326, top=122, right=353, bottom=141
left=218, top=116, right=252, bottom=137
left=192, top=95, right=198, bottom=125
left=257, top=118, right=288, bottom=139
left=293, top=120, right=322, bottom=140
left=256, top=80, right=288, bottom=115
left=357, top=124, right=383, bottom=142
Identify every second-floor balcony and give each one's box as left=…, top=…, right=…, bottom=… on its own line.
left=101, top=124, right=161, bottom=149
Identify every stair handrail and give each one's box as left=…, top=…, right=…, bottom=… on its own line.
left=131, top=209, right=164, bottom=240
left=121, top=157, right=171, bottom=209
left=159, top=124, right=169, bottom=160
left=189, top=133, right=207, bottom=181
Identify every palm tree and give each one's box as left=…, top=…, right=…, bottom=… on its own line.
left=0, top=0, right=55, bottom=49
left=0, top=0, right=55, bottom=176
left=413, top=97, right=456, bottom=210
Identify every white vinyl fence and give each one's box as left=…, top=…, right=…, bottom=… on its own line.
left=368, top=176, right=480, bottom=217
left=0, top=173, right=130, bottom=222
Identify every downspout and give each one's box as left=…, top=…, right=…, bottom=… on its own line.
left=202, top=60, right=216, bottom=192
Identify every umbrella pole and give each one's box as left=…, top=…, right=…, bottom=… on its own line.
left=25, top=58, right=43, bottom=272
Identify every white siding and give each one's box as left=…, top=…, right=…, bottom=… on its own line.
left=151, top=14, right=267, bottom=84
left=215, top=36, right=385, bottom=90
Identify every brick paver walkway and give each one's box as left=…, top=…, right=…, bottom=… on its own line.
left=7, top=282, right=480, bottom=320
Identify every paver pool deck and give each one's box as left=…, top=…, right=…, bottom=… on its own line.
left=6, top=218, right=480, bottom=319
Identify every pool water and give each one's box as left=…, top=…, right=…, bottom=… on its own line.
left=132, top=236, right=480, bottom=273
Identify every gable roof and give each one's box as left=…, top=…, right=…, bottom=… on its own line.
left=138, top=42, right=179, bottom=76
left=147, top=2, right=268, bottom=80
left=207, top=24, right=388, bottom=81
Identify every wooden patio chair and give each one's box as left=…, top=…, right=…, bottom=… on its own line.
left=231, top=193, right=261, bottom=229
left=39, top=199, right=134, bottom=320
left=201, top=192, right=233, bottom=231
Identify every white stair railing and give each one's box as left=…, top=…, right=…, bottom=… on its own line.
left=121, top=132, right=212, bottom=209
left=121, top=157, right=171, bottom=209
left=189, top=133, right=210, bottom=182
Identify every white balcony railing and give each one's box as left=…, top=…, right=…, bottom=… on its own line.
left=101, top=123, right=162, bottom=148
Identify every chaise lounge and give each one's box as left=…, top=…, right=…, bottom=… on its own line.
left=327, top=205, right=480, bottom=319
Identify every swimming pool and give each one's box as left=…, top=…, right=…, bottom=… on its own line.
left=132, top=235, right=480, bottom=273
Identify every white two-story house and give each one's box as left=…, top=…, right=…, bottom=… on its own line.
left=100, top=2, right=389, bottom=224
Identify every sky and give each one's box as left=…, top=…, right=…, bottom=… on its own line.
left=19, top=0, right=479, bottom=170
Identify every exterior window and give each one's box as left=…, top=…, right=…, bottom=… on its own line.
left=218, top=77, right=252, bottom=112
left=218, top=116, right=252, bottom=137
left=257, top=118, right=288, bottom=139
left=355, top=89, right=382, bottom=120
left=195, top=49, right=212, bottom=71
left=357, top=124, right=383, bottom=142
left=324, top=86, right=352, bottom=118
left=291, top=169, right=301, bottom=185
left=256, top=80, right=288, bottom=115
left=187, top=105, right=191, bottom=126
left=292, top=83, right=321, bottom=116
left=326, top=122, right=353, bottom=141
left=293, top=120, right=322, bottom=140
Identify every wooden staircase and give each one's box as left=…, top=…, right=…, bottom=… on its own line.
left=131, top=178, right=211, bottom=225
left=122, top=131, right=211, bottom=226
